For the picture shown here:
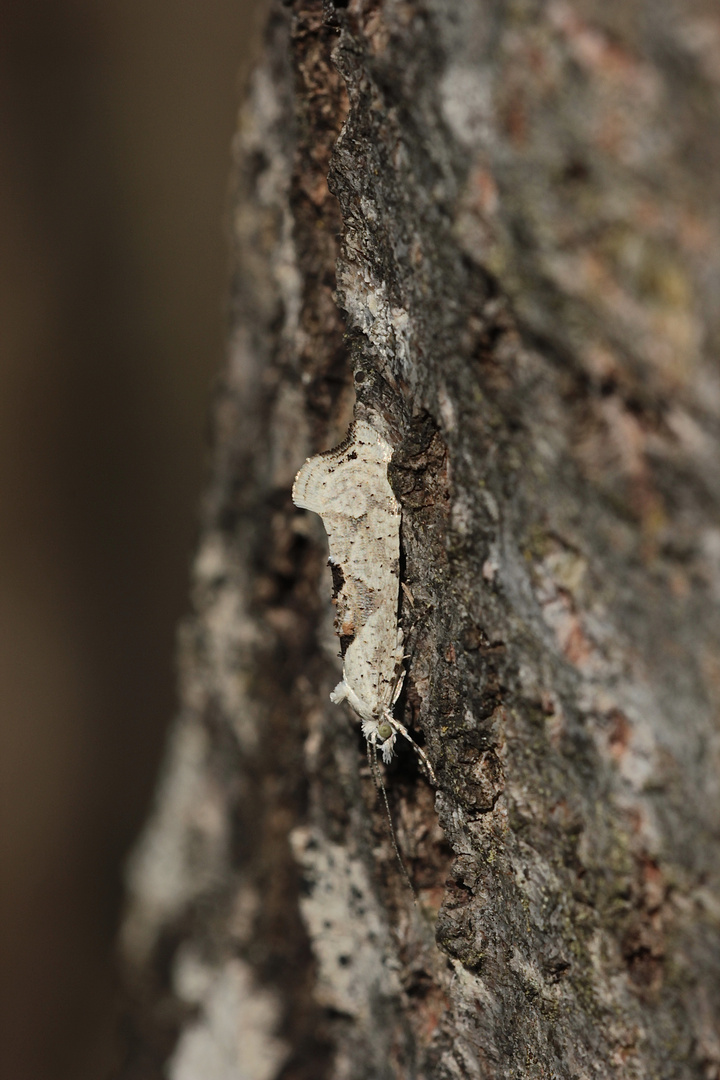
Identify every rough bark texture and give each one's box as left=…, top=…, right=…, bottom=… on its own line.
left=118, top=2, right=720, bottom=1078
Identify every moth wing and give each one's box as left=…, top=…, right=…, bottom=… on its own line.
left=292, top=452, right=335, bottom=515
left=292, top=423, right=369, bottom=515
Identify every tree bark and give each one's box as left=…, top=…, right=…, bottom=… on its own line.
left=117, top=2, right=720, bottom=1078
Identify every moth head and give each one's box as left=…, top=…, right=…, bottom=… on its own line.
left=377, top=720, right=393, bottom=742
left=378, top=725, right=397, bottom=764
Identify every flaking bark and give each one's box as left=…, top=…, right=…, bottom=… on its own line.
left=118, top=2, right=720, bottom=1078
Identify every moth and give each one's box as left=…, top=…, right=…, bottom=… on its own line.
left=293, top=418, right=435, bottom=782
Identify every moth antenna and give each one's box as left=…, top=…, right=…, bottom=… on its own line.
left=367, top=737, right=416, bottom=899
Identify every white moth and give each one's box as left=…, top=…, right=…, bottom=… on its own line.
left=293, top=418, right=435, bottom=782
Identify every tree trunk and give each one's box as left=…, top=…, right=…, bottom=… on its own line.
left=117, top=2, right=720, bottom=1078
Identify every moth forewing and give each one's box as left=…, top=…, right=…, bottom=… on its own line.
left=293, top=417, right=434, bottom=783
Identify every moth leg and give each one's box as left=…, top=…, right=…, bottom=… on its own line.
left=383, top=710, right=437, bottom=785
left=390, top=666, right=406, bottom=708
left=330, top=680, right=349, bottom=705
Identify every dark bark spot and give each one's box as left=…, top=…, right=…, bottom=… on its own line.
left=330, top=560, right=345, bottom=599
left=339, top=634, right=354, bottom=657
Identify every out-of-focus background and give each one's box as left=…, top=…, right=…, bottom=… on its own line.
left=0, top=2, right=265, bottom=1077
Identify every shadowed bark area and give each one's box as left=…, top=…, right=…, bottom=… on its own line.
left=117, top=2, right=720, bottom=1078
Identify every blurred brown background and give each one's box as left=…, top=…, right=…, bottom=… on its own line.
left=0, top=2, right=265, bottom=1077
